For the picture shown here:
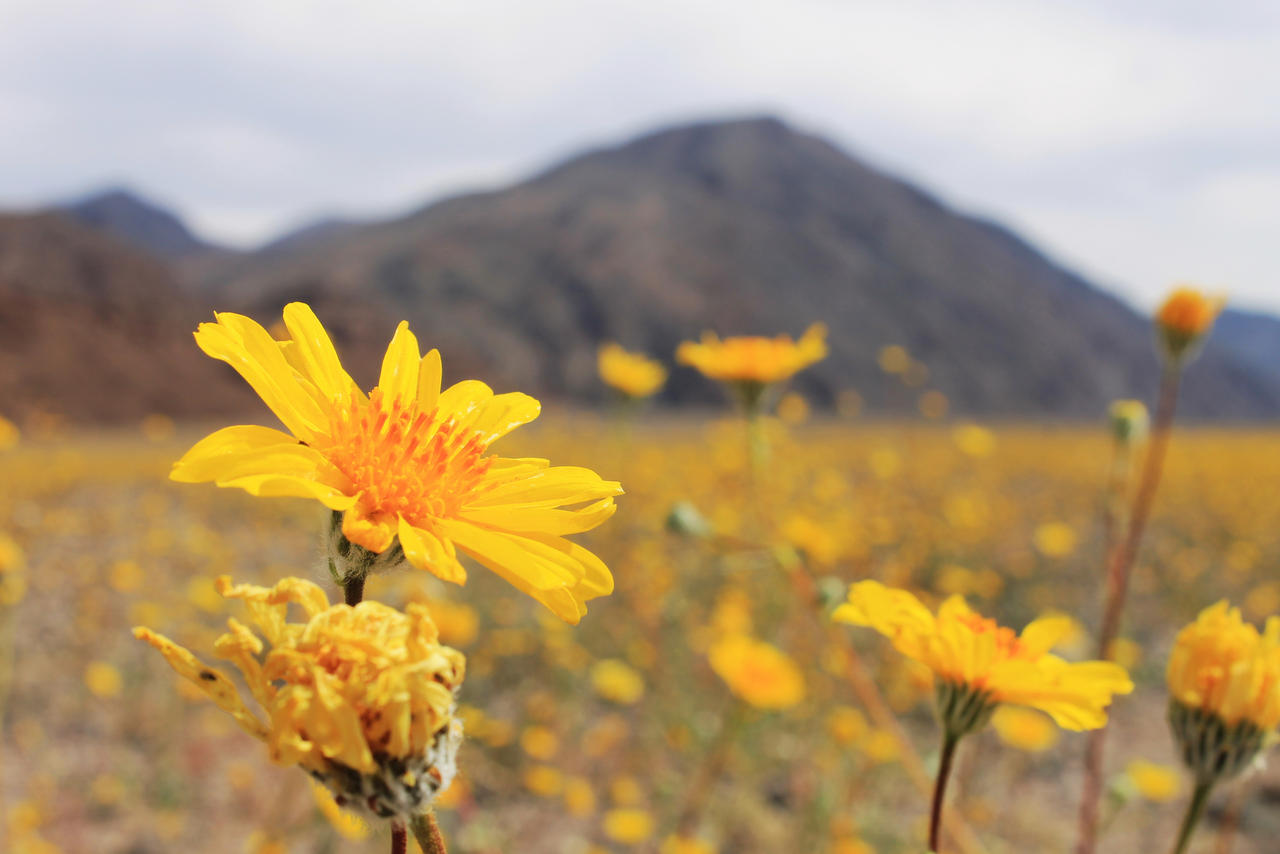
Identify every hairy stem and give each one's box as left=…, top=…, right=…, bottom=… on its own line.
left=411, top=812, right=449, bottom=854
left=343, top=573, right=366, bottom=606
left=391, top=820, right=407, bottom=854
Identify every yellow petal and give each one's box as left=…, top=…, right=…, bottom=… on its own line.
left=397, top=517, right=467, bottom=584
left=281, top=302, right=359, bottom=399
left=343, top=507, right=397, bottom=553
left=417, top=348, right=443, bottom=411
left=459, top=497, right=617, bottom=536
left=378, top=321, right=421, bottom=409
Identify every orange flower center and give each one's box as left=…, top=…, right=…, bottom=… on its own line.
left=319, top=388, right=492, bottom=521
left=955, top=613, right=1028, bottom=660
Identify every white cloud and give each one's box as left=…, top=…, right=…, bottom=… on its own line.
left=0, top=0, right=1276, bottom=310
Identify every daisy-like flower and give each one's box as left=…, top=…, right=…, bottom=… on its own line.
left=834, top=581, right=1133, bottom=732
left=708, top=634, right=805, bottom=711
left=172, top=303, right=622, bottom=622
left=135, top=575, right=465, bottom=819
left=676, top=324, right=826, bottom=410
left=1163, top=601, right=1280, bottom=854
left=598, top=343, right=667, bottom=399
left=834, top=580, right=1133, bottom=852
left=1155, top=287, right=1224, bottom=362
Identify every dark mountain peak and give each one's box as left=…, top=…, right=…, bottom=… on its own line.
left=62, top=186, right=217, bottom=260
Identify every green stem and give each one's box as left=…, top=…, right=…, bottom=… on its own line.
left=1171, top=779, right=1213, bottom=854
left=410, top=812, right=449, bottom=854
left=929, top=731, right=962, bottom=853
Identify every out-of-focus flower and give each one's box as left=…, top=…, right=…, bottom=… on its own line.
left=1124, top=760, right=1182, bottom=803
left=135, top=575, right=465, bottom=818
left=708, top=634, right=805, bottom=710
left=522, top=765, right=563, bottom=797
left=563, top=776, right=597, bottom=817
left=953, top=423, right=996, bottom=457
left=591, top=659, right=645, bottom=705
left=598, top=343, right=667, bottom=399
left=877, top=345, right=911, bottom=375
left=834, top=581, right=1132, bottom=734
left=1156, top=287, right=1224, bottom=361
left=1166, top=601, right=1279, bottom=784
left=0, top=414, right=19, bottom=450
left=84, top=661, right=123, bottom=698
left=171, top=303, right=622, bottom=623
left=1033, top=522, right=1078, bottom=558
left=677, top=325, right=826, bottom=410
left=662, top=835, right=717, bottom=854
left=1109, top=400, right=1150, bottom=445
left=603, top=808, right=655, bottom=844
left=991, top=706, right=1060, bottom=753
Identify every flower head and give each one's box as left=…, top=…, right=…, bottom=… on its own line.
left=676, top=324, right=827, bottom=386
left=833, top=581, right=1133, bottom=732
left=173, top=303, right=622, bottom=622
left=1108, top=399, right=1150, bottom=445
left=708, top=634, right=805, bottom=710
left=135, top=576, right=464, bottom=817
left=598, top=343, right=667, bottom=399
left=1156, top=287, right=1224, bottom=361
left=1166, top=601, right=1280, bottom=733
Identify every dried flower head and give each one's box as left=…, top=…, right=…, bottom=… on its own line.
left=135, top=576, right=465, bottom=818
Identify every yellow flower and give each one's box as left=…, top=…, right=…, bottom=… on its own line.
left=598, top=343, right=667, bottom=398
left=708, top=634, right=805, bottom=710
left=134, top=575, right=465, bottom=818
left=676, top=324, right=827, bottom=385
left=1124, top=759, right=1182, bottom=803
left=991, top=706, right=1060, bottom=753
left=602, top=808, right=655, bottom=844
left=0, top=414, right=19, bottom=451
left=1108, top=399, right=1149, bottom=444
left=833, top=581, right=1132, bottom=732
left=1156, top=287, right=1224, bottom=359
left=311, top=781, right=370, bottom=840
left=591, top=658, right=645, bottom=705
left=1167, top=601, right=1280, bottom=732
left=662, top=835, right=717, bottom=854
left=1033, top=521, right=1078, bottom=558
left=84, top=661, right=123, bottom=698
left=171, top=303, right=622, bottom=623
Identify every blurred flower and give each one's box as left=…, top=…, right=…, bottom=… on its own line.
left=591, top=659, right=645, bottom=705
left=708, top=634, right=805, bottom=710
left=662, top=836, right=717, bottom=854
left=776, top=392, right=810, bottom=424
left=1166, top=601, right=1279, bottom=784
left=826, top=706, right=869, bottom=747
left=598, top=343, right=667, bottom=399
left=991, top=706, right=1060, bottom=753
left=953, top=423, right=996, bottom=457
left=918, top=390, right=948, bottom=419
left=520, top=725, right=559, bottom=760
left=523, top=765, right=563, bottom=797
left=1124, top=760, right=1182, bottom=803
left=878, top=345, right=911, bottom=374
left=1033, top=522, right=1078, bottom=558
left=0, top=414, right=19, bottom=451
left=1109, top=400, right=1150, bottom=445
left=135, top=575, right=465, bottom=818
left=171, top=303, right=622, bottom=622
left=834, top=581, right=1132, bottom=733
left=1156, top=287, right=1223, bottom=361
left=84, top=661, right=123, bottom=698
left=563, top=776, right=597, bottom=817
left=677, top=325, right=826, bottom=411
left=603, top=808, right=655, bottom=844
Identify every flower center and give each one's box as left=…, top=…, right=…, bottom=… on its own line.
left=955, top=613, right=1027, bottom=660
left=319, top=388, right=492, bottom=522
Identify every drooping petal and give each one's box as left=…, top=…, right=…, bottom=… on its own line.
left=398, top=517, right=467, bottom=584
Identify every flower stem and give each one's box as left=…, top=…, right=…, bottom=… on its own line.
left=411, top=812, right=449, bottom=854
left=391, top=820, right=408, bottom=854
left=1171, top=780, right=1214, bottom=854
left=929, top=731, right=962, bottom=853
left=1076, top=365, right=1181, bottom=854
left=343, top=573, right=366, bottom=606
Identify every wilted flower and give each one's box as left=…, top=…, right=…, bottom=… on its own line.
left=598, top=343, right=667, bottom=399
left=172, top=303, right=622, bottom=622
left=134, top=576, right=465, bottom=818
left=834, top=581, right=1132, bottom=734
left=1156, top=287, right=1224, bottom=361
left=708, top=634, right=805, bottom=710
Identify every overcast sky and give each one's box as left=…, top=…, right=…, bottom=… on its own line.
left=2, top=0, right=1278, bottom=312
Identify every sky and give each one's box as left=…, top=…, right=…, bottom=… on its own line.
left=2, top=0, right=1278, bottom=312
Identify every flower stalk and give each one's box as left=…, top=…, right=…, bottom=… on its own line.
left=1170, top=780, right=1212, bottom=854
left=411, top=813, right=449, bottom=854
left=929, top=730, right=962, bottom=853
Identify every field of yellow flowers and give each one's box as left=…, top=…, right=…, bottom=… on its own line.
left=3, top=408, right=1280, bottom=854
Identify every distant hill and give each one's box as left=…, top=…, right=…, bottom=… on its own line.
left=193, top=116, right=1280, bottom=418
left=1208, top=309, right=1280, bottom=384
left=0, top=213, right=251, bottom=422
left=62, top=188, right=222, bottom=261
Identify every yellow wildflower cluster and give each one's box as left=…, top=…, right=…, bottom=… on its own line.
left=598, top=343, right=668, bottom=399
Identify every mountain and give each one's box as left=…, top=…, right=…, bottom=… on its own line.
left=62, top=188, right=221, bottom=260
left=194, top=116, right=1280, bottom=418
left=1207, top=309, right=1280, bottom=383
left=257, top=217, right=363, bottom=256
left=0, top=213, right=252, bottom=423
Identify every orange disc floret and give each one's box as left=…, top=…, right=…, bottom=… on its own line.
left=1155, top=287, right=1224, bottom=359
